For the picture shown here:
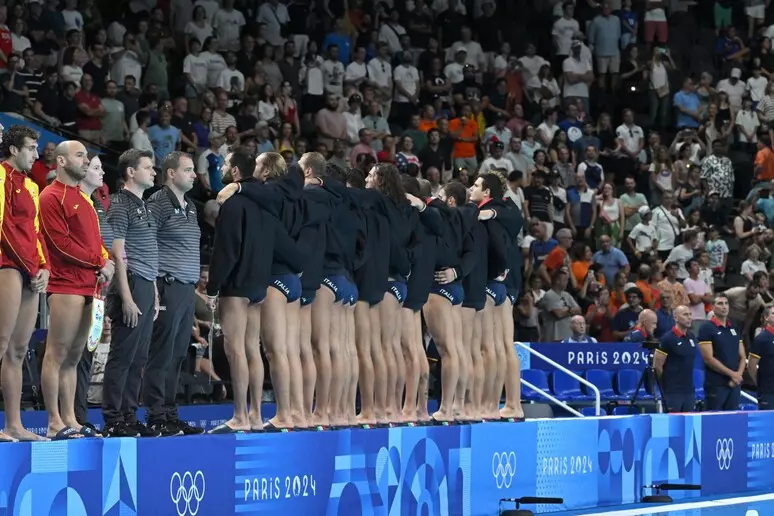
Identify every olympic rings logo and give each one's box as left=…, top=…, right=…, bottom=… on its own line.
left=170, top=471, right=206, bottom=516
left=716, top=438, right=734, bottom=471
left=492, top=451, right=516, bottom=489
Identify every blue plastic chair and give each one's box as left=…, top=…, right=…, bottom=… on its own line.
left=521, top=370, right=550, bottom=401
left=616, top=369, right=651, bottom=399
left=740, top=403, right=759, bottom=411
left=693, top=369, right=705, bottom=400
left=581, top=406, right=605, bottom=416
left=551, top=371, right=590, bottom=401
left=584, top=369, right=616, bottom=401
left=611, top=405, right=641, bottom=416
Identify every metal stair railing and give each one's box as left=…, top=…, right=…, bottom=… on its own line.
left=515, top=341, right=602, bottom=416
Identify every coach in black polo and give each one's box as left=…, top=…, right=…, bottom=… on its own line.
left=143, top=152, right=203, bottom=436
left=101, top=149, right=160, bottom=438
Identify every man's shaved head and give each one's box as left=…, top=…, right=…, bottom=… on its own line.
left=55, top=140, right=89, bottom=182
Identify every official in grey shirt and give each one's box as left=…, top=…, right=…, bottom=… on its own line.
left=537, top=268, right=582, bottom=342
left=101, top=149, right=161, bottom=438
left=142, top=151, right=204, bottom=436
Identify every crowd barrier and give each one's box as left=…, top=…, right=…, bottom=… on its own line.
left=518, top=342, right=705, bottom=371
left=0, top=410, right=768, bottom=515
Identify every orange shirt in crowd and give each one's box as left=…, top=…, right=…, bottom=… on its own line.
left=418, top=118, right=437, bottom=133
left=449, top=117, right=478, bottom=158
left=755, top=145, right=774, bottom=181
left=544, top=246, right=568, bottom=274
left=635, top=279, right=654, bottom=308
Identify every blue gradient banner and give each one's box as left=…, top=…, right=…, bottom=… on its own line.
left=0, top=411, right=772, bottom=515
left=521, top=342, right=705, bottom=371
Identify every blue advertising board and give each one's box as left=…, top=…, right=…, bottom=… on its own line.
left=520, top=342, right=705, bottom=371
left=0, top=411, right=768, bottom=516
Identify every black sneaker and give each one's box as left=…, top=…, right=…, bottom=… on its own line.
left=128, top=421, right=161, bottom=437
left=170, top=419, right=204, bottom=436
left=104, top=422, right=140, bottom=438
left=149, top=422, right=184, bottom=437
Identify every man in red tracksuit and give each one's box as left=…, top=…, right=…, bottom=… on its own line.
left=0, top=125, right=49, bottom=442
left=39, top=140, right=114, bottom=440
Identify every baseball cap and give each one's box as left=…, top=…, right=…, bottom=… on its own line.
left=731, top=68, right=742, bottom=79
left=638, top=205, right=651, bottom=217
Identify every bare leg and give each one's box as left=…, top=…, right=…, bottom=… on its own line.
left=415, top=312, right=431, bottom=422
left=452, top=305, right=469, bottom=420
left=370, top=306, right=388, bottom=423
left=499, top=299, right=524, bottom=419
left=354, top=301, right=376, bottom=424
left=3, top=285, right=45, bottom=441
left=285, top=300, right=305, bottom=427
left=390, top=300, right=405, bottom=422
left=466, top=308, right=485, bottom=420
left=346, top=305, right=358, bottom=425
left=260, top=289, right=293, bottom=429
left=379, top=293, right=399, bottom=421
left=328, top=301, right=346, bottom=426
left=400, top=308, right=419, bottom=422
left=60, top=300, right=93, bottom=431
left=423, top=294, right=458, bottom=422
left=217, top=297, right=250, bottom=431
left=481, top=298, right=499, bottom=418
left=42, top=294, right=87, bottom=436
left=299, top=304, right=316, bottom=422
left=245, top=303, right=264, bottom=429
left=311, top=288, right=334, bottom=427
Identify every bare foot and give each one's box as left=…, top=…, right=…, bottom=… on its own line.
left=310, top=413, right=329, bottom=428
left=222, top=418, right=250, bottom=432
left=0, top=430, right=18, bottom=442
left=6, top=427, right=48, bottom=441
left=431, top=410, right=454, bottom=423
left=266, top=417, right=294, bottom=430
left=499, top=407, right=525, bottom=420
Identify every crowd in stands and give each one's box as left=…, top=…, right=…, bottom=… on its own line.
left=4, top=0, right=774, bottom=352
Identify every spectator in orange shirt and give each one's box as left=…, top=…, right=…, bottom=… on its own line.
left=448, top=103, right=479, bottom=172
left=749, top=134, right=774, bottom=200
left=634, top=263, right=655, bottom=308
left=418, top=105, right=438, bottom=133
left=539, top=228, right=574, bottom=288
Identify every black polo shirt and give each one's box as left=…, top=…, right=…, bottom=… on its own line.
left=751, top=325, right=774, bottom=395
left=698, top=317, right=742, bottom=387
left=657, top=326, right=697, bottom=394
left=148, top=186, right=201, bottom=285
left=107, top=189, right=159, bottom=282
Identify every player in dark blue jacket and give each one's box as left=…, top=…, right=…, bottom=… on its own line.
left=473, top=172, right=526, bottom=421
left=426, top=181, right=478, bottom=423
left=364, top=163, right=419, bottom=425
left=402, top=179, right=444, bottom=424
left=206, top=149, right=274, bottom=434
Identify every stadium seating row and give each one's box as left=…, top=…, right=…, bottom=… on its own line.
left=522, top=369, right=759, bottom=415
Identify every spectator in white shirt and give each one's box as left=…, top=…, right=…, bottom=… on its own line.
left=378, top=9, right=407, bottom=54
left=130, top=111, right=154, bottom=162
left=627, top=206, right=658, bottom=259
left=563, top=40, right=594, bottom=115
left=615, top=109, right=645, bottom=159
left=447, top=26, right=486, bottom=71
left=322, top=45, right=345, bottom=97
left=212, top=0, right=246, bottom=52
left=217, top=52, right=245, bottom=107
left=518, top=42, right=549, bottom=84
left=651, top=191, right=685, bottom=259
left=367, top=43, right=394, bottom=117
left=345, top=46, right=369, bottom=88
left=717, top=68, right=747, bottom=111
left=392, top=50, right=420, bottom=127
left=61, top=0, right=84, bottom=32
left=553, top=2, right=580, bottom=62
left=256, top=0, right=290, bottom=47
left=736, top=97, right=761, bottom=147
left=748, top=66, right=769, bottom=104
left=479, top=140, right=514, bottom=175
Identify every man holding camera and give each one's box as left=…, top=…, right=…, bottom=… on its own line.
left=655, top=305, right=697, bottom=413
left=698, top=294, right=746, bottom=411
